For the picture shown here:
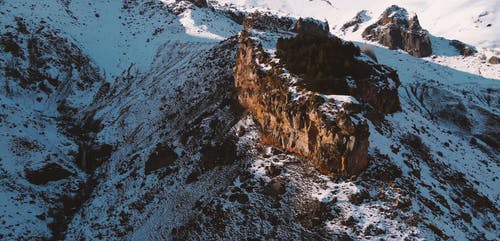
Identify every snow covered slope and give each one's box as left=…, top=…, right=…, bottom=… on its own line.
left=0, top=0, right=240, bottom=239
left=214, top=0, right=500, bottom=49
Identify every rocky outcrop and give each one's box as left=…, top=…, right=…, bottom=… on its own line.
left=181, top=0, right=207, bottom=8
left=344, top=59, right=401, bottom=114
left=488, top=56, right=500, bottom=64
left=0, top=17, right=101, bottom=94
left=145, top=143, right=178, bottom=174
left=242, top=14, right=329, bottom=37
left=242, top=13, right=294, bottom=32
left=341, top=10, right=370, bottom=32
left=362, top=5, right=432, bottom=57
left=235, top=34, right=370, bottom=176
left=25, top=163, right=73, bottom=185
left=450, top=40, right=476, bottom=56
left=292, top=18, right=330, bottom=36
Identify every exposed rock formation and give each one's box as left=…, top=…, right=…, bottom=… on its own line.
left=488, top=56, right=499, bottom=64
left=145, top=143, right=178, bottom=174
left=450, top=40, right=476, bottom=56
left=346, top=59, right=401, bottom=114
left=341, top=10, right=370, bottom=32
left=235, top=34, right=370, bottom=176
left=362, top=5, right=432, bottom=57
left=25, top=163, right=73, bottom=185
left=182, top=0, right=207, bottom=8
left=242, top=13, right=294, bottom=32
left=292, top=18, right=330, bottom=36
left=242, top=14, right=329, bottom=37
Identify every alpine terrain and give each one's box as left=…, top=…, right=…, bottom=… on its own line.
left=0, top=0, right=498, bottom=240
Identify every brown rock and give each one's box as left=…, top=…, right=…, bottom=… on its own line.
left=267, top=177, right=286, bottom=196
left=242, top=12, right=294, bottom=32
left=265, top=164, right=282, bottom=177
left=362, top=5, right=432, bottom=57
left=297, top=199, right=333, bottom=230
left=348, top=62, right=401, bottom=114
left=450, top=40, right=476, bottom=56
left=234, top=35, right=371, bottom=176
left=488, top=56, right=500, bottom=64
left=292, top=18, right=330, bottom=37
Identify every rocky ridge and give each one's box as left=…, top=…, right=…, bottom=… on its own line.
left=236, top=34, right=370, bottom=176
left=362, top=5, right=433, bottom=57
left=235, top=19, right=401, bottom=176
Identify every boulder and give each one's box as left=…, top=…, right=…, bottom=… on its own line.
left=488, top=56, right=500, bottom=64
left=362, top=5, right=432, bottom=57
left=145, top=144, right=178, bottom=174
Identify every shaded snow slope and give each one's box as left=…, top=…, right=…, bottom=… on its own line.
left=0, top=12, right=104, bottom=239
left=365, top=44, right=499, bottom=240
left=0, top=0, right=240, bottom=239
left=64, top=38, right=241, bottom=240
left=3, top=0, right=240, bottom=79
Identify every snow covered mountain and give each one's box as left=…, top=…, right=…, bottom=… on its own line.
left=0, top=0, right=498, bottom=240
left=215, top=0, right=500, bottom=48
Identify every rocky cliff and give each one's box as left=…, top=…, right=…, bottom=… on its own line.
left=235, top=11, right=403, bottom=175
left=235, top=34, right=371, bottom=176
left=362, top=5, right=433, bottom=57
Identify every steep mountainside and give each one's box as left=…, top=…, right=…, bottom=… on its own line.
left=0, top=0, right=498, bottom=240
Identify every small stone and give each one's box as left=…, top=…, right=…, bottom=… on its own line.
left=267, top=177, right=286, bottom=196
left=488, top=56, right=499, bottom=64
left=265, top=164, right=282, bottom=177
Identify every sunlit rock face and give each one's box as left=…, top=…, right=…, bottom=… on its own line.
left=235, top=34, right=370, bottom=176
left=235, top=11, right=403, bottom=176
left=363, top=5, right=433, bottom=57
